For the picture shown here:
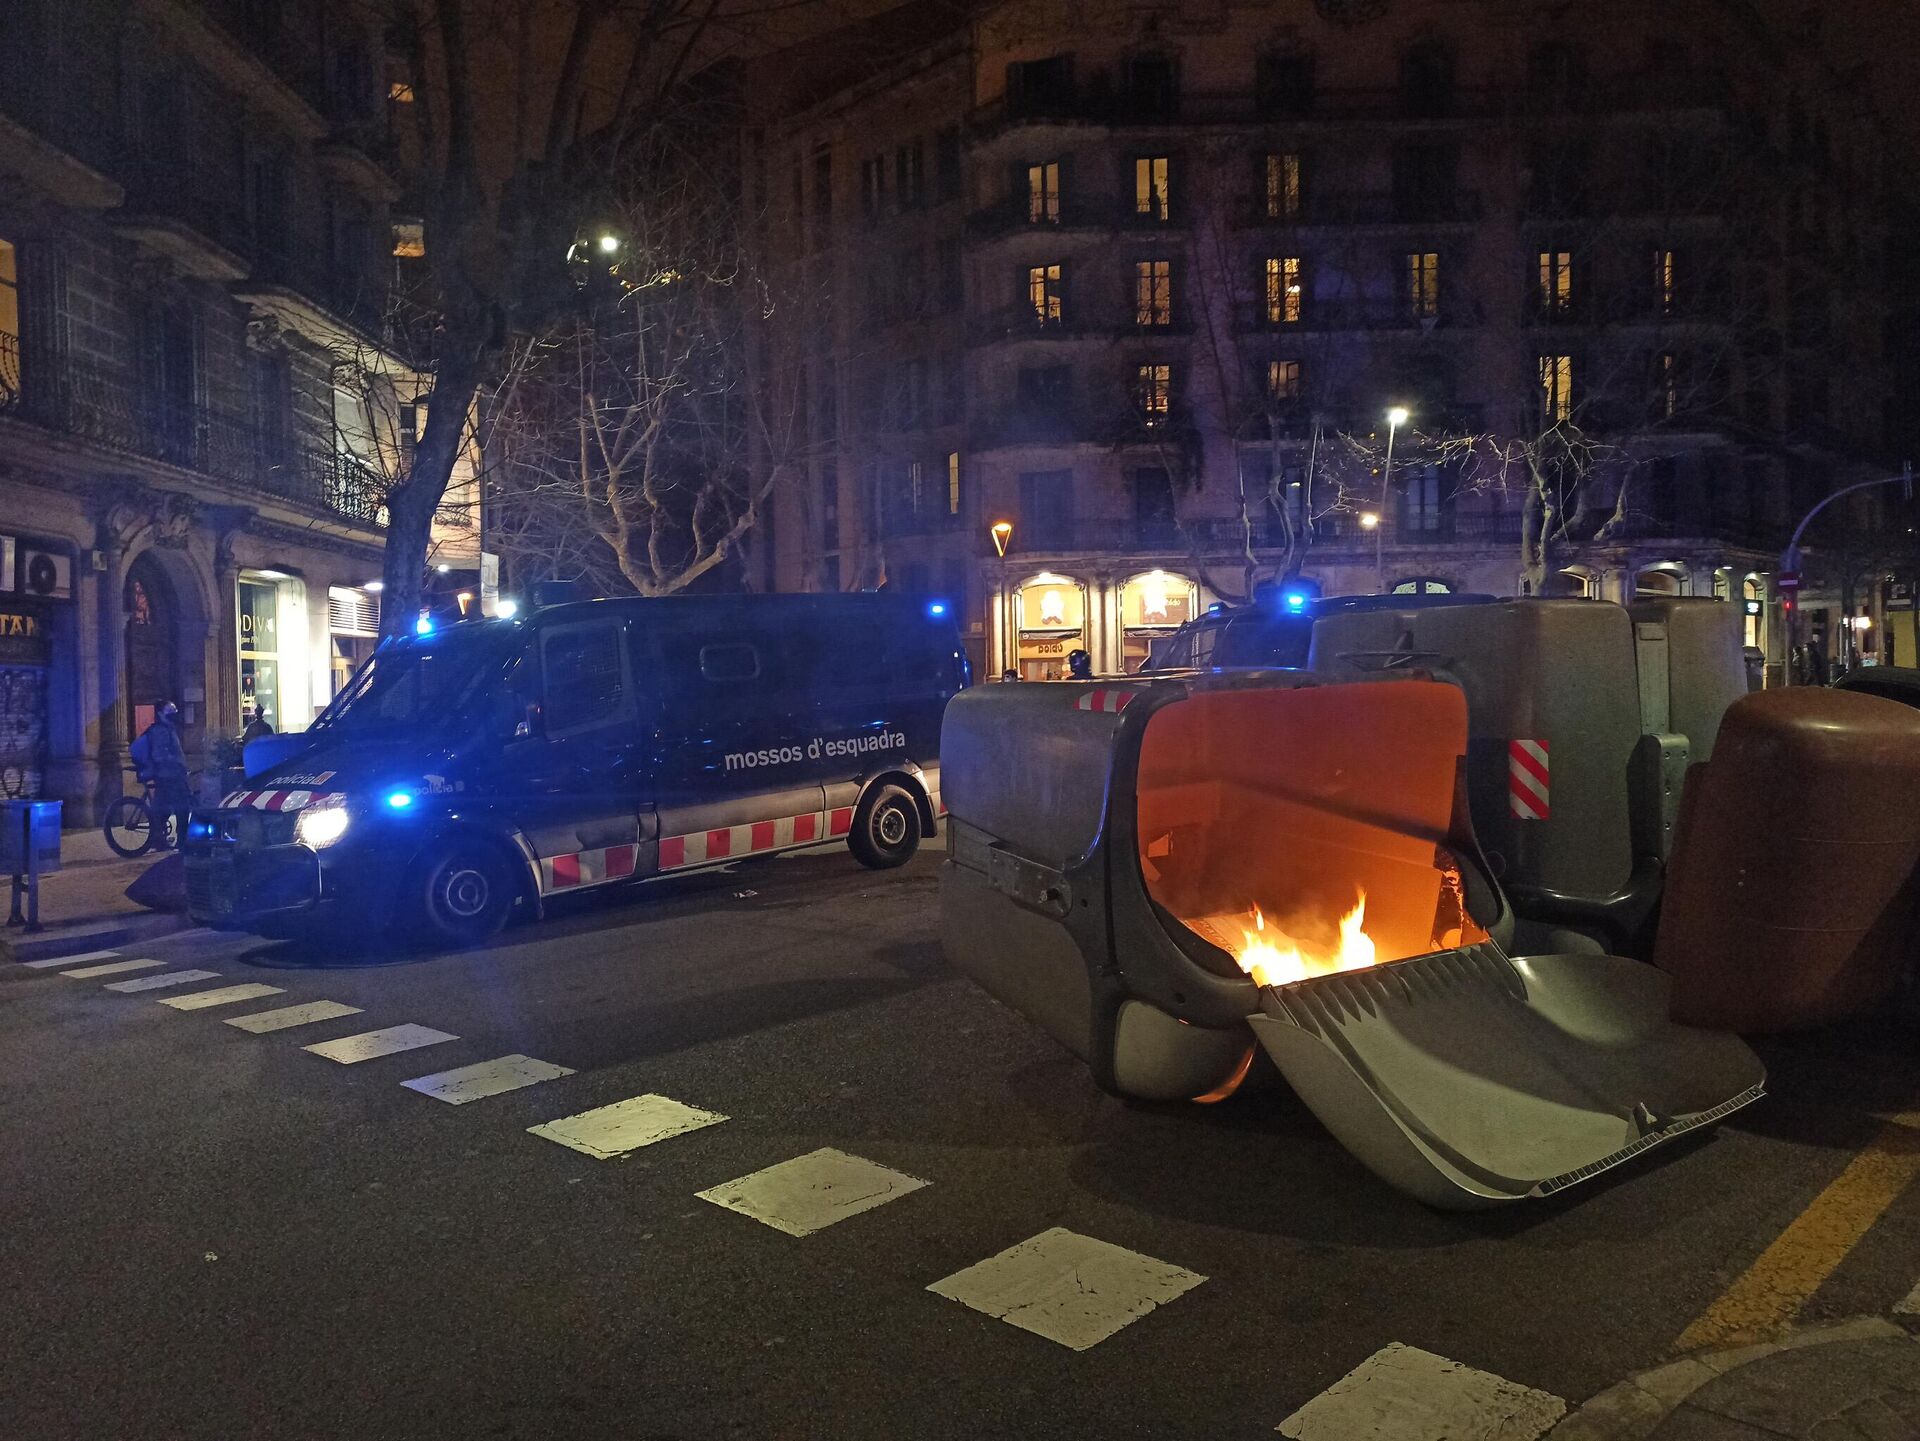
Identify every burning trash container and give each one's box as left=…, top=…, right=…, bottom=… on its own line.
left=940, top=668, right=1764, bottom=1209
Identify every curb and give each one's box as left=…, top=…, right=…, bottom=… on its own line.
left=1545, top=1316, right=1913, bottom=1440
left=9, top=910, right=195, bottom=963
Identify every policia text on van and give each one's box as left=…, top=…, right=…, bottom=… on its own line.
left=182, top=595, right=970, bottom=946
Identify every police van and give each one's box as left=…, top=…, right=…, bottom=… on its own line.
left=183, top=593, right=970, bottom=945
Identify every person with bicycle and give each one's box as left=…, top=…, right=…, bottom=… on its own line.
left=129, top=700, right=191, bottom=851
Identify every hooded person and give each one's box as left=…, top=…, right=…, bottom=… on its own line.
left=129, top=701, right=191, bottom=849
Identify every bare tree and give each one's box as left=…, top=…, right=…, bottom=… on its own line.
left=372, top=0, right=808, bottom=635
left=486, top=124, right=809, bottom=595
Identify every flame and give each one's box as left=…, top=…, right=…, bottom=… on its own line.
left=1234, top=891, right=1378, bottom=988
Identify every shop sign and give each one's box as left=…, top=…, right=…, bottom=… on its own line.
left=0, top=608, right=50, bottom=665
left=1884, top=579, right=1914, bottom=613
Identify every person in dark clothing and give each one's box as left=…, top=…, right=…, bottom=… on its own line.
left=129, top=701, right=191, bottom=850
left=240, top=711, right=275, bottom=745
left=1067, top=649, right=1094, bottom=680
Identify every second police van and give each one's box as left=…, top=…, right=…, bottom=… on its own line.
left=183, top=593, right=970, bottom=946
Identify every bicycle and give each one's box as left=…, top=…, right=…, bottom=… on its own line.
left=102, top=771, right=204, bottom=858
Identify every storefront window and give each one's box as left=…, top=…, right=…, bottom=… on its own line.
left=1015, top=575, right=1085, bottom=680
left=238, top=578, right=281, bottom=729
left=1120, top=570, right=1195, bottom=673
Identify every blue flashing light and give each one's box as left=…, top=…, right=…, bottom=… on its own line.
left=385, top=790, right=414, bottom=810
left=1282, top=590, right=1309, bottom=612
left=414, top=615, right=435, bottom=636
left=926, top=600, right=949, bottom=618
left=1207, top=602, right=1226, bottom=615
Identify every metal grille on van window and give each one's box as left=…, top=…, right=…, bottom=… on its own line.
left=328, top=587, right=380, bottom=636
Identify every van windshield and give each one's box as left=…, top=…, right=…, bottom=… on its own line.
left=312, top=627, right=513, bottom=737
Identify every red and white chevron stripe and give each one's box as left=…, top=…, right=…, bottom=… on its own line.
left=1508, top=739, right=1550, bottom=820
left=656, top=807, right=853, bottom=873
left=1074, top=688, right=1137, bottom=713
left=219, top=788, right=343, bottom=813
left=541, top=843, right=639, bottom=892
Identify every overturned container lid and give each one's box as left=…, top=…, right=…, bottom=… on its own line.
left=940, top=669, right=1763, bottom=1209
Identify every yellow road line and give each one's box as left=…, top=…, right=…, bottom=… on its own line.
left=1675, top=1119, right=1920, bottom=1352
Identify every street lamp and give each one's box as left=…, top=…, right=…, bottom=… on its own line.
left=1378, top=405, right=1409, bottom=593
left=989, top=521, right=1015, bottom=678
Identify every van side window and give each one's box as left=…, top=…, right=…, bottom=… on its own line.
left=699, top=643, right=761, bottom=683
left=541, top=624, right=632, bottom=736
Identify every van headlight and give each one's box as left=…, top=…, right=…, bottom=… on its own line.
left=296, top=800, right=351, bottom=850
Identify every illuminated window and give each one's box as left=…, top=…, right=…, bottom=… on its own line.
left=1407, top=251, right=1440, bottom=318
left=1539, top=354, right=1574, bottom=423
left=1134, top=362, right=1173, bottom=419
left=1027, top=162, right=1061, bottom=223
left=1135, top=156, right=1171, bottom=220
left=1538, top=251, right=1573, bottom=314
left=1135, top=259, right=1173, bottom=327
left=1027, top=263, right=1064, bottom=324
left=1265, top=256, right=1303, bottom=324
left=0, top=237, right=20, bottom=402
left=1657, top=351, right=1678, bottom=419
left=1267, top=359, right=1302, bottom=400
left=388, top=80, right=415, bottom=104
left=1265, top=152, right=1302, bottom=220
left=391, top=221, right=425, bottom=258
left=947, top=451, right=962, bottom=514
left=1655, top=247, right=1676, bottom=316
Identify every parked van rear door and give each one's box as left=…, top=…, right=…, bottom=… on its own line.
left=505, top=617, right=653, bottom=888
left=647, top=614, right=827, bottom=871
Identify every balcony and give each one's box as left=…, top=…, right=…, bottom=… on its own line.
left=1236, top=189, right=1483, bottom=228
left=1234, top=295, right=1484, bottom=334
left=967, top=306, right=1101, bottom=346
left=966, top=194, right=1112, bottom=239
left=0, top=347, right=386, bottom=530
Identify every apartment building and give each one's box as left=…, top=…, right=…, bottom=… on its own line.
left=0, top=0, right=474, bottom=821
left=752, top=0, right=1908, bottom=679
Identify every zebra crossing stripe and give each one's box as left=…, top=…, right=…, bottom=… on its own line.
left=1276, top=1343, right=1565, bottom=1439
left=401, top=1054, right=575, bottom=1104
left=61, top=959, right=165, bottom=978
left=21, top=949, right=120, bottom=969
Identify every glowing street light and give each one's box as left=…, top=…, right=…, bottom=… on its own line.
left=598, top=234, right=620, bottom=254
left=990, top=520, right=1014, bottom=558
left=1378, top=404, right=1410, bottom=593
left=1359, top=512, right=1380, bottom=529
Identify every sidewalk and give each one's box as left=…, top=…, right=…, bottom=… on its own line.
left=3, top=827, right=190, bottom=960
left=1549, top=1315, right=1920, bottom=1440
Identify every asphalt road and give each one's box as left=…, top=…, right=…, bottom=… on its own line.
left=5, top=841, right=1918, bottom=1439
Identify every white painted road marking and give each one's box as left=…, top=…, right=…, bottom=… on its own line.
left=1276, top=1344, right=1566, bottom=1440
left=61, top=959, right=164, bottom=978
left=157, top=983, right=287, bottom=1011
left=927, top=1227, right=1206, bottom=1352
left=401, top=1054, right=575, bottom=1104
left=103, top=970, right=222, bottom=993
left=697, top=1148, right=929, bottom=1237
left=224, top=1000, right=364, bottom=1034
left=303, top=1025, right=459, bottom=1064
left=21, top=949, right=120, bottom=969
left=528, top=1094, right=727, bottom=1159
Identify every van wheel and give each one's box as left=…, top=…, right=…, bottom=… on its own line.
left=412, top=841, right=515, bottom=947
left=849, top=784, right=921, bottom=869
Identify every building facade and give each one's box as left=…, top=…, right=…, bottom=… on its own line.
left=751, top=0, right=1911, bottom=680
left=0, top=0, right=474, bottom=822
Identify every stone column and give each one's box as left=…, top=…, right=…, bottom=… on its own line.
left=212, top=533, right=241, bottom=736
left=92, top=535, right=129, bottom=818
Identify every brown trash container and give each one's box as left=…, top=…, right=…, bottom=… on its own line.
left=1656, top=687, right=1920, bottom=1031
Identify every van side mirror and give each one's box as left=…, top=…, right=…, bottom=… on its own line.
left=514, top=702, right=544, bottom=740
